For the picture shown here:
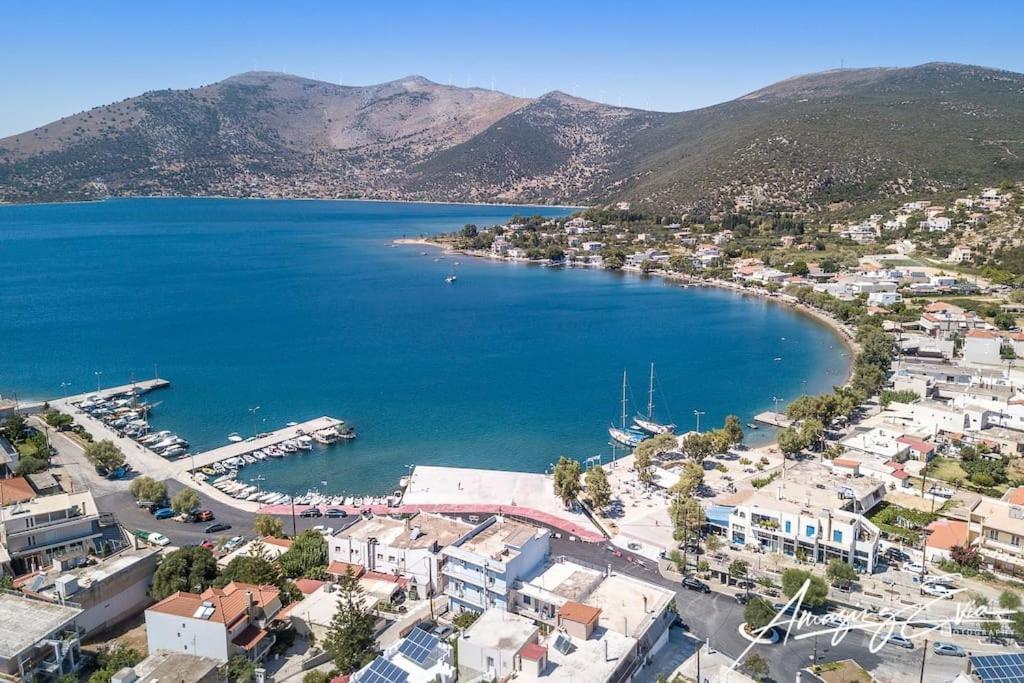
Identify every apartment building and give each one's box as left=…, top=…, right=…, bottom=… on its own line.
left=968, top=493, right=1024, bottom=577
left=0, top=592, right=82, bottom=683
left=145, top=582, right=282, bottom=663
left=0, top=492, right=102, bottom=574
left=723, top=465, right=884, bottom=572
left=442, top=516, right=549, bottom=614
left=329, top=512, right=472, bottom=594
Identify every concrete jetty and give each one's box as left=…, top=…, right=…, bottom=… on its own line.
left=754, top=411, right=792, bottom=428
left=64, top=378, right=170, bottom=403
left=175, top=416, right=344, bottom=474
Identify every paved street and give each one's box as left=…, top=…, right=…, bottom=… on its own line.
left=549, top=538, right=974, bottom=683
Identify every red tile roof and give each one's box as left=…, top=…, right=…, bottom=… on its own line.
left=232, top=624, right=269, bottom=651
left=520, top=642, right=547, bottom=661
left=1006, top=487, right=1024, bottom=505
left=148, top=581, right=279, bottom=626
left=966, top=329, right=997, bottom=339
left=833, top=458, right=860, bottom=468
left=294, top=579, right=324, bottom=595
left=263, top=536, right=293, bottom=549
left=896, top=437, right=935, bottom=453
left=326, top=561, right=365, bottom=578
left=0, top=477, right=36, bottom=505
left=925, top=519, right=968, bottom=550
left=558, top=601, right=601, bottom=625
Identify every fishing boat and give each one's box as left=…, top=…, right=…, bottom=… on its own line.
left=608, top=371, right=648, bottom=448
left=746, top=423, right=759, bottom=430
left=227, top=432, right=243, bottom=443
left=445, top=274, right=457, bottom=283
left=633, top=363, right=676, bottom=434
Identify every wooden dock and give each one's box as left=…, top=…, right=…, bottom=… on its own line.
left=173, top=416, right=345, bottom=473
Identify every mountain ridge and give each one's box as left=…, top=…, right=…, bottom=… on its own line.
left=2, top=62, right=1023, bottom=209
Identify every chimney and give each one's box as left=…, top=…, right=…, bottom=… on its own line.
left=245, top=591, right=254, bottom=616
left=643, top=595, right=648, bottom=613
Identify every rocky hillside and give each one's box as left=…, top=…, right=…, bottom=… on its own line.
left=2, top=63, right=1023, bottom=209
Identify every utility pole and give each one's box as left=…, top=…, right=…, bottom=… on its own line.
left=919, top=639, right=928, bottom=683
left=290, top=497, right=297, bottom=537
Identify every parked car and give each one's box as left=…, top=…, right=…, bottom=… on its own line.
left=205, top=522, right=231, bottom=534
left=734, top=592, right=754, bottom=605
left=682, top=577, right=711, bottom=593
left=902, top=561, right=928, bottom=575
left=300, top=507, right=323, bottom=518
left=921, top=583, right=954, bottom=599
left=193, top=509, right=215, bottom=522
left=886, top=633, right=914, bottom=649
left=932, top=642, right=966, bottom=657
left=136, top=499, right=155, bottom=509
left=431, top=624, right=455, bottom=639
left=153, top=507, right=175, bottom=520
left=312, top=525, right=333, bottom=536
left=200, top=539, right=216, bottom=550
left=885, top=547, right=911, bottom=563
left=223, top=536, right=245, bottom=552
left=148, top=532, right=171, bottom=547
left=325, top=508, right=348, bottom=518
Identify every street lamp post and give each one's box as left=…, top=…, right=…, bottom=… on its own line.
left=693, top=410, right=705, bottom=434
left=61, top=381, right=71, bottom=398
left=94, top=371, right=103, bottom=393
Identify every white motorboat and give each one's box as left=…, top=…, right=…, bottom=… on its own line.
left=227, top=432, right=244, bottom=443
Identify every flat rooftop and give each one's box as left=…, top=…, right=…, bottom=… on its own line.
left=338, top=512, right=471, bottom=549
left=520, top=561, right=603, bottom=605
left=1, top=490, right=96, bottom=517
left=517, top=627, right=635, bottom=683
left=28, top=547, right=158, bottom=598
left=0, top=592, right=81, bottom=657
left=461, top=608, right=536, bottom=652
left=453, top=517, right=542, bottom=563
left=584, top=573, right=674, bottom=639
left=131, top=650, right=220, bottom=683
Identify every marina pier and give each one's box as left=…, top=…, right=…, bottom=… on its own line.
left=176, top=416, right=345, bottom=474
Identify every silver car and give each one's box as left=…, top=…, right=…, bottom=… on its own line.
left=932, top=642, right=966, bottom=657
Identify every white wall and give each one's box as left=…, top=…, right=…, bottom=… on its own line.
left=144, top=611, right=229, bottom=663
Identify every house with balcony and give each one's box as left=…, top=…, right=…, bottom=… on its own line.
left=967, top=494, right=1024, bottom=578
left=442, top=516, right=549, bottom=614
left=723, top=464, right=884, bottom=572
left=0, top=591, right=82, bottom=683
left=0, top=492, right=102, bottom=575
left=329, top=512, right=472, bottom=596
left=145, top=582, right=282, bottom=664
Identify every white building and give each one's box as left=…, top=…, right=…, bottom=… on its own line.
left=0, top=592, right=82, bottom=683
left=329, top=512, right=472, bottom=595
left=867, top=291, right=902, bottom=306
left=442, top=516, right=549, bottom=614
left=0, top=491, right=103, bottom=574
left=920, top=216, right=951, bottom=232
left=145, top=582, right=282, bottom=664
left=353, top=627, right=455, bottom=683
left=948, top=245, right=973, bottom=263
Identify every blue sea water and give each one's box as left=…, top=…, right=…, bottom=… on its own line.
left=0, top=198, right=849, bottom=495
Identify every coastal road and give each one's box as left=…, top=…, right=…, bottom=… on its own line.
left=550, top=538, right=967, bottom=683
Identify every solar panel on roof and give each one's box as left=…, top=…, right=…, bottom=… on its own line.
left=361, top=657, right=409, bottom=683
left=553, top=634, right=573, bottom=655
left=397, top=627, right=439, bottom=666
left=972, top=653, right=1024, bottom=683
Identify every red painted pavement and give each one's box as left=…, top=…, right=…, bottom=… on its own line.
left=257, top=502, right=606, bottom=542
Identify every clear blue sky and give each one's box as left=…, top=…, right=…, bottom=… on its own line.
left=2, top=0, right=1022, bottom=137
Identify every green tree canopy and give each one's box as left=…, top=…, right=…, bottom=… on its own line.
left=826, top=559, right=857, bottom=586
left=151, top=546, right=218, bottom=600
left=323, top=571, right=379, bottom=673
left=552, top=456, right=582, bottom=507
left=584, top=465, right=611, bottom=510
left=171, top=488, right=201, bottom=515
left=781, top=568, right=829, bottom=608
left=128, top=476, right=166, bottom=502
left=671, top=460, right=704, bottom=497
left=722, top=415, right=744, bottom=445
left=279, top=529, right=329, bottom=578
left=85, top=439, right=125, bottom=470
left=633, top=449, right=655, bottom=485
left=744, top=598, right=776, bottom=633
left=217, top=553, right=282, bottom=588
left=14, top=455, right=47, bottom=477
left=43, top=410, right=74, bottom=430
left=254, top=514, right=285, bottom=538
left=777, top=427, right=806, bottom=457
left=669, top=496, right=705, bottom=544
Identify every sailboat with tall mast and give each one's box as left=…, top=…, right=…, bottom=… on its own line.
left=633, top=363, right=676, bottom=434
left=608, top=371, right=648, bottom=448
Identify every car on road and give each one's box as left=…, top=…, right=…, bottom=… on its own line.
left=885, top=547, right=912, bottom=563
left=205, top=522, right=232, bottom=534
left=921, top=583, right=954, bottom=599
left=148, top=532, right=171, bottom=547
left=820, top=613, right=849, bottom=629
left=932, top=642, right=966, bottom=657
left=734, top=592, right=754, bottom=605
left=886, top=633, right=914, bottom=649
left=325, top=508, right=347, bottom=518
left=223, top=536, right=245, bottom=552
left=193, top=509, right=215, bottom=522
left=300, top=507, right=323, bottom=518
left=682, top=577, right=711, bottom=593
left=200, top=539, right=216, bottom=550
left=902, top=561, right=928, bottom=575
left=153, top=507, right=175, bottom=520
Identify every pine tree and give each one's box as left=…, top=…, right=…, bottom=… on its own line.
left=323, top=571, right=379, bottom=673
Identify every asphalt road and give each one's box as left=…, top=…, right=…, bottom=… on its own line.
left=550, top=538, right=966, bottom=683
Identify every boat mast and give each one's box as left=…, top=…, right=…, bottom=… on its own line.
left=647, top=363, right=655, bottom=420
left=620, top=371, right=628, bottom=429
